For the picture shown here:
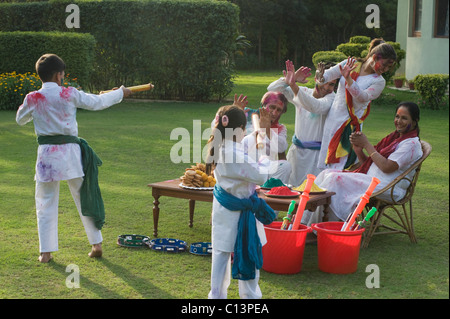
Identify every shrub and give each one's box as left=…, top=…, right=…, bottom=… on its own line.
left=336, top=43, right=369, bottom=58
left=0, top=0, right=239, bottom=101
left=0, top=31, right=95, bottom=88
left=0, top=71, right=81, bottom=111
left=349, top=36, right=371, bottom=44
left=312, top=50, right=347, bottom=68
left=414, top=74, right=449, bottom=110
left=0, top=72, right=40, bottom=111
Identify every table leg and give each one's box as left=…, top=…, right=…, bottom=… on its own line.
left=322, top=202, right=330, bottom=222
left=153, top=194, right=160, bottom=237
left=189, top=199, right=195, bottom=228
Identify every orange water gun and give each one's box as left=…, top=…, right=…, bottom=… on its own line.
left=291, top=174, right=316, bottom=230
left=342, top=177, right=380, bottom=231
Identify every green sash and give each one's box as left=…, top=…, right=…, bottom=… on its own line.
left=37, top=135, right=105, bottom=230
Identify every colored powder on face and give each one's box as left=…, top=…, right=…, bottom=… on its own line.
left=262, top=178, right=285, bottom=188
left=266, top=186, right=298, bottom=196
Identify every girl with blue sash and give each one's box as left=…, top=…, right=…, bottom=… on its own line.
left=206, top=105, right=276, bottom=299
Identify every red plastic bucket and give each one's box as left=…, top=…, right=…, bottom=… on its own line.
left=311, top=222, right=365, bottom=274
left=262, top=221, right=311, bottom=274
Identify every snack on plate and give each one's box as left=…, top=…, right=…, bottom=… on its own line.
left=180, top=163, right=216, bottom=188
left=293, top=179, right=325, bottom=192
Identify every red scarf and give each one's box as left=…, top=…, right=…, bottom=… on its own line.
left=326, top=62, right=371, bottom=165
left=353, top=129, right=419, bottom=174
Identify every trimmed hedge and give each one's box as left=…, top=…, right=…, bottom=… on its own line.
left=336, top=43, right=369, bottom=58
left=0, top=31, right=95, bottom=87
left=349, top=36, right=371, bottom=44
left=414, top=74, right=449, bottom=110
left=312, top=51, right=347, bottom=68
left=0, top=0, right=239, bottom=101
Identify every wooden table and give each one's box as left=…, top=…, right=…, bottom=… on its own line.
left=148, top=179, right=335, bottom=237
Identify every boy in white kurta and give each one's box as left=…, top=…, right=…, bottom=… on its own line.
left=16, top=54, right=131, bottom=262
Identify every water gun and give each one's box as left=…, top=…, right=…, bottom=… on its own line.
left=352, top=207, right=377, bottom=230
left=342, top=177, right=380, bottom=231
left=291, top=174, right=316, bottom=230
left=102, top=83, right=154, bottom=94
left=280, top=200, right=296, bottom=230
left=252, top=113, right=265, bottom=149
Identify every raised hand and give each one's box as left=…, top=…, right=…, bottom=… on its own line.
left=259, top=107, right=271, bottom=129
left=295, top=66, right=311, bottom=84
left=339, top=57, right=357, bottom=80
left=283, top=60, right=296, bottom=86
left=233, top=94, right=248, bottom=110
left=315, top=62, right=326, bottom=84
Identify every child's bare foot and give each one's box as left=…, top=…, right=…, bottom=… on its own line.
left=38, top=252, right=53, bottom=263
left=88, top=243, right=102, bottom=258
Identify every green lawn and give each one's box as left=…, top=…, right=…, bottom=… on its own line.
left=0, top=71, right=448, bottom=300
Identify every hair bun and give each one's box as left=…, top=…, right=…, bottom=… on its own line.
left=369, top=38, right=385, bottom=53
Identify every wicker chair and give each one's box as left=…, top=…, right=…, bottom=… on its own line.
left=360, top=140, right=432, bottom=248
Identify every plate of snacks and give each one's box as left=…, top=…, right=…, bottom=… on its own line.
left=179, top=163, right=216, bottom=191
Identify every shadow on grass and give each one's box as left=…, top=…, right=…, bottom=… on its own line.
left=49, top=257, right=173, bottom=299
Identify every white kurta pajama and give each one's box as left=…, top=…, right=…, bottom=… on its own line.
left=317, top=60, right=386, bottom=170
left=209, top=135, right=271, bottom=299
left=301, top=137, right=423, bottom=224
left=211, top=113, right=291, bottom=185
left=268, top=79, right=335, bottom=186
left=16, top=82, right=124, bottom=253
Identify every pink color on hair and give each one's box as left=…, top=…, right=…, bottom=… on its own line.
left=261, top=91, right=283, bottom=106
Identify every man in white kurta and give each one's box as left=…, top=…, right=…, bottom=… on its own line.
left=213, top=94, right=291, bottom=184
left=267, top=64, right=336, bottom=186
left=16, top=81, right=127, bottom=260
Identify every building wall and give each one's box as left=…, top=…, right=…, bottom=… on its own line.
left=396, top=0, right=449, bottom=81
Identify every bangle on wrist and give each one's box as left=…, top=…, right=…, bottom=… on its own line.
left=369, top=151, right=377, bottom=158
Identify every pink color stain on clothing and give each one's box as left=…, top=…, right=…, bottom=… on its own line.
left=60, top=86, right=73, bottom=100
left=27, top=92, right=46, bottom=113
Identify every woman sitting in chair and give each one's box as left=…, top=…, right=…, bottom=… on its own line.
left=302, top=101, right=423, bottom=224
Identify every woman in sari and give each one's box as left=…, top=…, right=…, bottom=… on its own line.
left=302, top=102, right=423, bottom=224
